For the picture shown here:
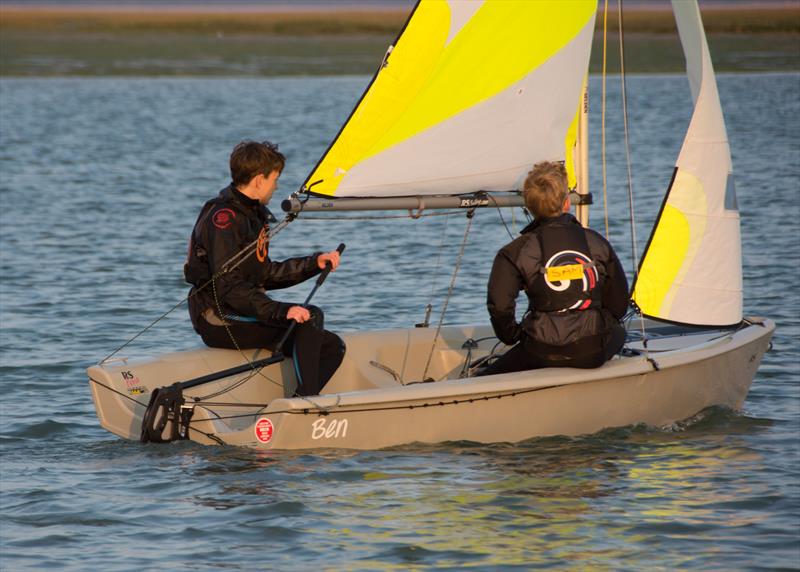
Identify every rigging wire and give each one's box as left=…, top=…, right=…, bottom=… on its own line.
left=423, top=205, right=453, bottom=329
left=489, top=195, right=517, bottom=241
left=193, top=383, right=575, bottom=419
left=616, top=0, right=652, bottom=361
left=511, top=203, right=517, bottom=235
left=617, top=0, right=640, bottom=279
left=88, top=376, right=148, bottom=407
left=421, top=210, right=475, bottom=382
left=98, top=214, right=295, bottom=365
left=601, top=0, right=611, bottom=238
left=203, top=265, right=286, bottom=399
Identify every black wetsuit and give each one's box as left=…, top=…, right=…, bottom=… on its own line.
left=184, top=184, right=345, bottom=395
left=482, top=213, right=628, bottom=375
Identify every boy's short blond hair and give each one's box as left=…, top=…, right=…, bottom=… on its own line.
left=523, top=161, right=569, bottom=219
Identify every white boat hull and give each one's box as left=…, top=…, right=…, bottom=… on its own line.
left=88, top=318, right=774, bottom=450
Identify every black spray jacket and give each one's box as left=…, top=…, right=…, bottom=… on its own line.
left=185, top=185, right=320, bottom=328
left=487, top=213, right=628, bottom=348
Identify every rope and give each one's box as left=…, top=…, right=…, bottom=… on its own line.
left=627, top=301, right=658, bottom=369
left=615, top=0, right=650, bottom=357
left=421, top=210, right=475, bottom=381
left=193, top=360, right=284, bottom=401
left=201, top=267, right=286, bottom=400
left=186, top=423, right=227, bottom=445
left=511, top=203, right=517, bottom=235
left=89, top=376, right=149, bottom=407
left=489, top=195, right=516, bottom=240
left=190, top=406, right=267, bottom=424
left=212, top=277, right=249, bottom=359
left=617, top=0, right=640, bottom=279
left=295, top=393, right=341, bottom=414
left=189, top=196, right=316, bottom=398
left=421, top=206, right=453, bottom=329
left=190, top=384, right=564, bottom=420
left=601, top=0, right=610, bottom=238
left=99, top=214, right=294, bottom=365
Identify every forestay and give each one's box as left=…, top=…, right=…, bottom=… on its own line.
left=302, top=0, right=596, bottom=198
left=632, top=0, right=742, bottom=327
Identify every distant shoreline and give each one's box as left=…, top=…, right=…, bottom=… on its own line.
left=0, top=3, right=414, bottom=14
left=0, top=1, right=796, bottom=11
left=1, top=5, right=797, bottom=76
left=2, top=4, right=798, bottom=34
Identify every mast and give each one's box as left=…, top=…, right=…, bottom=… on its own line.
left=575, top=76, right=590, bottom=227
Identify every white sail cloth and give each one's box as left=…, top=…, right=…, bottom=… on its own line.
left=303, top=0, right=597, bottom=198
left=632, top=0, right=742, bottom=327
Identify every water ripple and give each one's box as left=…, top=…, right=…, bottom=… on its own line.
left=0, top=74, right=797, bottom=571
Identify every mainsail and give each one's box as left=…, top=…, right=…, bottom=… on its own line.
left=631, top=0, right=742, bottom=327
left=302, top=0, right=596, bottom=198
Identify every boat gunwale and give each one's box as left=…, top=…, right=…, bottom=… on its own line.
left=257, top=317, right=774, bottom=414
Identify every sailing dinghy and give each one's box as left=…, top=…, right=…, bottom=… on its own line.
left=88, top=0, right=774, bottom=450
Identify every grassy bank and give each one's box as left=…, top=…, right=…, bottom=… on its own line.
left=1, top=6, right=798, bottom=76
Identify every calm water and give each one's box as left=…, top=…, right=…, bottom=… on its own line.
left=1, top=74, right=798, bottom=570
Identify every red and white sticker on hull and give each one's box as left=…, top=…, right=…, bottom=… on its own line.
left=254, top=418, right=274, bottom=444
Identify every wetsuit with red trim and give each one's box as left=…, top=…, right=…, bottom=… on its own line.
left=482, top=213, right=628, bottom=375
left=184, top=184, right=345, bottom=395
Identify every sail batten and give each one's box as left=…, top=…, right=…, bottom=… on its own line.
left=631, top=0, right=742, bottom=327
left=302, top=0, right=597, bottom=198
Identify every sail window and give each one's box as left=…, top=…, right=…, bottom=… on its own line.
left=724, top=173, right=739, bottom=211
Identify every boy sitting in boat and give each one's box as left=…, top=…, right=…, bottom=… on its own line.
left=184, top=140, right=345, bottom=396
left=480, top=161, right=628, bottom=375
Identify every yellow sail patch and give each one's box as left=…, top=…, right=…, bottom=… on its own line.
left=633, top=170, right=709, bottom=318
left=564, top=76, right=585, bottom=191
left=307, top=0, right=596, bottom=197
left=634, top=205, right=691, bottom=316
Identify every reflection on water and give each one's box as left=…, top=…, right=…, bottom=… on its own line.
left=162, top=410, right=779, bottom=569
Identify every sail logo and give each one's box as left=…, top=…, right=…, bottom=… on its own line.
left=311, top=418, right=348, bottom=440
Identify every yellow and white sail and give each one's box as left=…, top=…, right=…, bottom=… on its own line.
left=302, top=0, right=596, bottom=198
left=632, top=0, right=742, bottom=326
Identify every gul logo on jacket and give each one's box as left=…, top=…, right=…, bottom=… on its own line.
left=543, top=250, right=598, bottom=310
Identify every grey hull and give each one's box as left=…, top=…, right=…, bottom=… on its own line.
left=88, top=318, right=774, bottom=450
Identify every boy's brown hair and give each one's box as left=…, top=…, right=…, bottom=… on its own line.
left=230, top=140, right=285, bottom=187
